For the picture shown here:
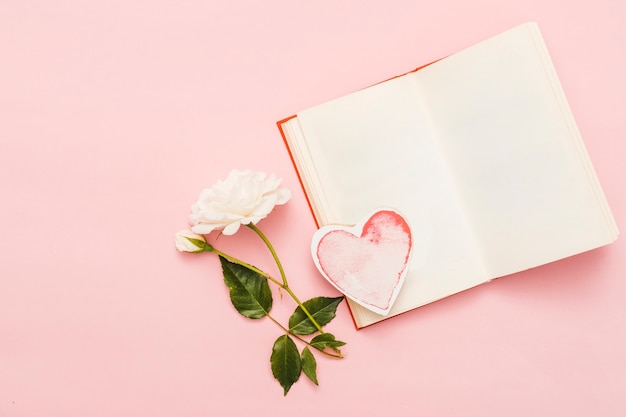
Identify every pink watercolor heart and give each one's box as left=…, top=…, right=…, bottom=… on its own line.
left=311, top=209, right=413, bottom=316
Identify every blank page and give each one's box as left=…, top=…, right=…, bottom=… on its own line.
left=413, top=23, right=618, bottom=278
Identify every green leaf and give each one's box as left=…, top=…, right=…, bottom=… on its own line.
left=289, top=296, right=344, bottom=335
left=301, top=347, right=318, bottom=385
left=219, top=256, right=272, bottom=319
left=270, top=334, right=301, bottom=395
left=310, top=333, right=347, bottom=353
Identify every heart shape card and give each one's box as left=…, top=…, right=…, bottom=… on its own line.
left=311, top=208, right=413, bottom=316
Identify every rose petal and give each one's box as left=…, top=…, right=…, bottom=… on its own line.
left=188, top=170, right=291, bottom=235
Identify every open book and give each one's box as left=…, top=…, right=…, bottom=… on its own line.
left=278, top=23, right=619, bottom=328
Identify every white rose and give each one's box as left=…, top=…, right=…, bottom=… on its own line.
left=175, top=230, right=207, bottom=252
left=190, top=170, right=291, bottom=236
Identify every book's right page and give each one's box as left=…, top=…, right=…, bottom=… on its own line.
left=412, top=22, right=618, bottom=278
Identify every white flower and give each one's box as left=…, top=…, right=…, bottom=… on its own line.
left=175, top=230, right=207, bottom=252
left=190, top=170, right=291, bottom=236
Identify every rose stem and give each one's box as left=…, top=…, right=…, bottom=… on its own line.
left=206, top=243, right=325, bottom=334
left=247, top=224, right=325, bottom=334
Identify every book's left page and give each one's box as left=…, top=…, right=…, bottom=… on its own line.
left=282, top=75, right=489, bottom=327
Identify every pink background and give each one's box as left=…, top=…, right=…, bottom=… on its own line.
left=1, top=1, right=625, bottom=415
